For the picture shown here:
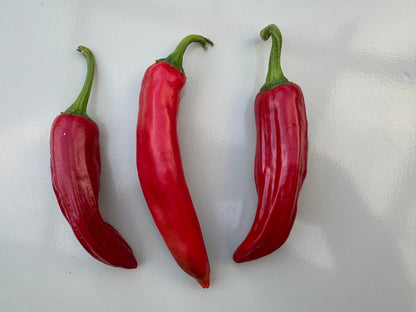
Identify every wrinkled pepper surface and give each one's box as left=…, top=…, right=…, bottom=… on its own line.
left=50, top=46, right=137, bottom=268
left=233, top=25, right=308, bottom=263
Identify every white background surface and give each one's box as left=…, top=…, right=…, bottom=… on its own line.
left=1, top=0, right=416, bottom=311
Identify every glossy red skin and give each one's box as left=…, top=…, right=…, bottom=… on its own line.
left=137, top=61, right=210, bottom=287
left=50, top=114, right=137, bottom=268
left=233, top=83, right=308, bottom=263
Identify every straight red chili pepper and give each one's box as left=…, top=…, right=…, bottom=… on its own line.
left=50, top=46, right=137, bottom=269
left=233, top=25, right=308, bottom=263
left=136, top=35, right=212, bottom=287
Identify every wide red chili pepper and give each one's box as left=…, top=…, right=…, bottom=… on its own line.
left=233, top=25, right=308, bottom=263
left=50, top=46, right=137, bottom=269
left=136, top=35, right=213, bottom=288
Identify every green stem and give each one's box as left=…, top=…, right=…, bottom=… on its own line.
left=157, top=34, right=213, bottom=73
left=259, top=24, right=290, bottom=93
left=64, top=46, right=95, bottom=119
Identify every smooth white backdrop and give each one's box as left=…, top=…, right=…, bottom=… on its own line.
left=1, top=0, right=416, bottom=311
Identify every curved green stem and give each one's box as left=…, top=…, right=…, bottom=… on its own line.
left=259, top=24, right=290, bottom=93
left=64, top=46, right=95, bottom=119
left=157, top=34, right=213, bottom=73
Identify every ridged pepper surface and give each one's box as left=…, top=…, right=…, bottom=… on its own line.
left=233, top=25, right=308, bottom=263
left=51, top=46, right=137, bottom=269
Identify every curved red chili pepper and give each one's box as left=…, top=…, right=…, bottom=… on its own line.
left=50, top=46, right=137, bottom=269
left=136, top=35, right=213, bottom=287
left=233, top=25, right=308, bottom=263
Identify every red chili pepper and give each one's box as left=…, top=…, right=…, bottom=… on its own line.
left=136, top=35, right=213, bottom=287
left=233, top=25, right=308, bottom=263
left=50, top=46, right=137, bottom=269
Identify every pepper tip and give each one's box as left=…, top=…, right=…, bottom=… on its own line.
left=120, top=257, right=138, bottom=269
left=198, top=278, right=210, bottom=288
left=233, top=251, right=246, bottom=264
